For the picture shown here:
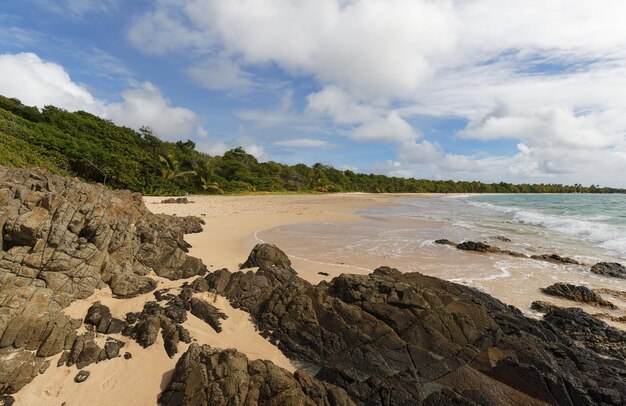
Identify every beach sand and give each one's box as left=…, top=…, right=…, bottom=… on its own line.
left=14, top=192, right=625, bottom=405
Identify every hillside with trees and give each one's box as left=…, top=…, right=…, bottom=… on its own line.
left=0, top=95, right=623, bottom=195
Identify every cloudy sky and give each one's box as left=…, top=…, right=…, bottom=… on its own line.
left=2, top=1, right=626, bottom=186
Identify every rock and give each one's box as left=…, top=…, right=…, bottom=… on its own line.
left=109, top=274, right=157, bottom=298
left=125, top=312, right=140, bottom=324
left=543, top=307, right=626, bottom=360
left=85, top=302, right=112, bottom=333
left=318, top=272, right=329, bottom=276
left=158, top=344, right=355, bottom=406
left=104, top=338, right=124, bottom=359
left=530, top=301, right=557, bottom=313
left=189, top=277, right=209, bottom=293
left=160, top=197, right=192, bottom=204
left=203, top=245, right=626, bottom=405
left=0, top=396, right=14, bottom=406
left=133, top=315, right=161, bottom=348
left=530, top=253, right=580, bottom=265
left=541, top=283, right=617, bottom=308
left=434, top=239, right=457, bottom=246
left=74, top=370, right=90, bottom=383
left=590, top=262, right=626, bottom=278
left=124, top=352, right=132, bottom=360
left=240, top=243, right=293, bottom=270
left=456, top=241, right=501, bottom=253
left=190, top=298, right=227, bottom=333
left=0, top=167, right=207, bottom=392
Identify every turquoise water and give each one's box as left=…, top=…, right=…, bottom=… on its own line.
left=468, top=194, right=626, bottom=258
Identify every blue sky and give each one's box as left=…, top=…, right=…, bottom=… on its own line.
left=1, top=1, right=626, bottom=186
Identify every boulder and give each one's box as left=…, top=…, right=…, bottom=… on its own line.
left=109, top=274, right=157, bottom=298
left=240, top=243, right=293, bottom=270
left=434, top=239, right=457, bottom=246
left=541, top=283, right=617, bottom=308
left=190, top=298, right=227, bottom=333
left=590, top=262, right=626, bottom=278
left=158, top=344, right=355, bottom=406
left=456, top=241, right=500, bottom=253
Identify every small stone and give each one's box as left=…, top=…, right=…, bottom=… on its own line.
left=74, top=370, right=90, bottom=383
left=124, top=352, right=132, bottom=360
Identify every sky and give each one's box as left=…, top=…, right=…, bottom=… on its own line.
left=1, top=1, right=626, bottom=187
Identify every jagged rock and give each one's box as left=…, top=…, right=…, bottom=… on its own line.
left=109, top=274, right=157, bottom=298
left=456, top=241, right=500, bottom=253
left=133, top=315, right=161, bottom=348
left=530, top=254, right=580, bottom=265
left=74, top=370, right=90, bottom=383
left=240, top=243, right=293, bottom=270
left=189, top=277, right=210, bottom=292
left=190, top=298, right=227, bottom=333
left=85, top=302, right=112, bottom=333
left=541, top=283, right=617, bottom=308
left=104, top=338, right=123, bottom=359
left=158, top=344, right=355, bottom=406
left=125, top=312, right=140, bottom=324
left=529, top=301, right=557, bottom=313
left=434, top=238, right=457, bottom=246
left=0, top=167, right=206, bottom=393
left=207, top=245, right=626, bottom=405
left=590, top=262, right=626, bottom=278
left=543, top=307, right=626, bottom=360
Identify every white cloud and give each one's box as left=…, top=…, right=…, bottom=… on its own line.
left=188, top=56, right=253, bottom=91
left=351, top=112, right=419, bottom=142
left=0, top=52, right=103, bottom=113
left=0, top=52, right=204, bottom=141
left=105, top=83, right=201, bottom=140
left=274, top=138, right=332, bottom=148
left=123, top=1, right=626, bottom=185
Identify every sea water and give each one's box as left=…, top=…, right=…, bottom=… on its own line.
left=258, top=194, right=626, bottom=320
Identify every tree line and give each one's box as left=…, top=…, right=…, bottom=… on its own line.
left=0, top=95, right=623, bottom=195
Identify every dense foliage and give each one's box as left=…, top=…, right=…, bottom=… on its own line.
left=0, top=96, right=623, bottom=195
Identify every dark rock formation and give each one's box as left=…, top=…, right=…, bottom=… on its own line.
left=158, top=344, right=355, bottom=406
left=541, top=283, right=617, bottom=308
left=0, top=167, right=206, bottom=393
left=160, top=197, right=192, bottom=204
left=318, top=271, right=329, bottom=276
left=203, top=245, right=626, bottom=405
left=530, top=301, right=557, bottom=313
left=543, top=307, right=626, bottom=361
left=64, top=332, right=124, bottom=369
left=74, top=370, right=90, bottom=383
left=530, top=254, right=580, bottom=265
left=595, top=287, right=626, bottom=300
left=240, top=243, right=293, bottom=270
left=434, top=238, right=457, bottom=246
left=590, top=262, right=626, bottom=278
left=456, top=240, right=500, bottom=253
left=84, top=302, right=128, bottom=334
left=0, top=395, right=14, bottom=406
left=190, top=298, right=227, bottom=333
left=189, top=276, right=210, bottom=292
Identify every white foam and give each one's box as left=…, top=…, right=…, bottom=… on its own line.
left=468, top=199, right=626, bottom=259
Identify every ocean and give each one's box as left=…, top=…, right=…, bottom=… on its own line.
left=258, top=193, right=626, bottom=319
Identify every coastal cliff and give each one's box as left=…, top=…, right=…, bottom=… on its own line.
left=1, top=167, right=625, bottom=405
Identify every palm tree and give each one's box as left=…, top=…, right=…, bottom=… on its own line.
left=159, top=154, right=196, bottom=182
left=199, top=177, right=223, bottom=194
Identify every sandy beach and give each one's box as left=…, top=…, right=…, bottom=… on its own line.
left=13, top=192, right=626, bottom=405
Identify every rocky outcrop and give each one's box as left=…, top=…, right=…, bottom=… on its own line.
left=190, top=298, right=227, bottom=333
left=530, top=254, right=580, bottom=265
left=199, top=244, right=626, bottom=405
left=456, top=240, right=501, bottom=253
left=0, top=167, right=206, bottom=393
left=543, top=307, right=626, bottom=361
left=158, top=344, right=355, bottom=406
left=590, top=262, right=626, bottom=278
left=240, top=243, right=294, bottom=271
left=541, top=283, right=617, bottom=309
